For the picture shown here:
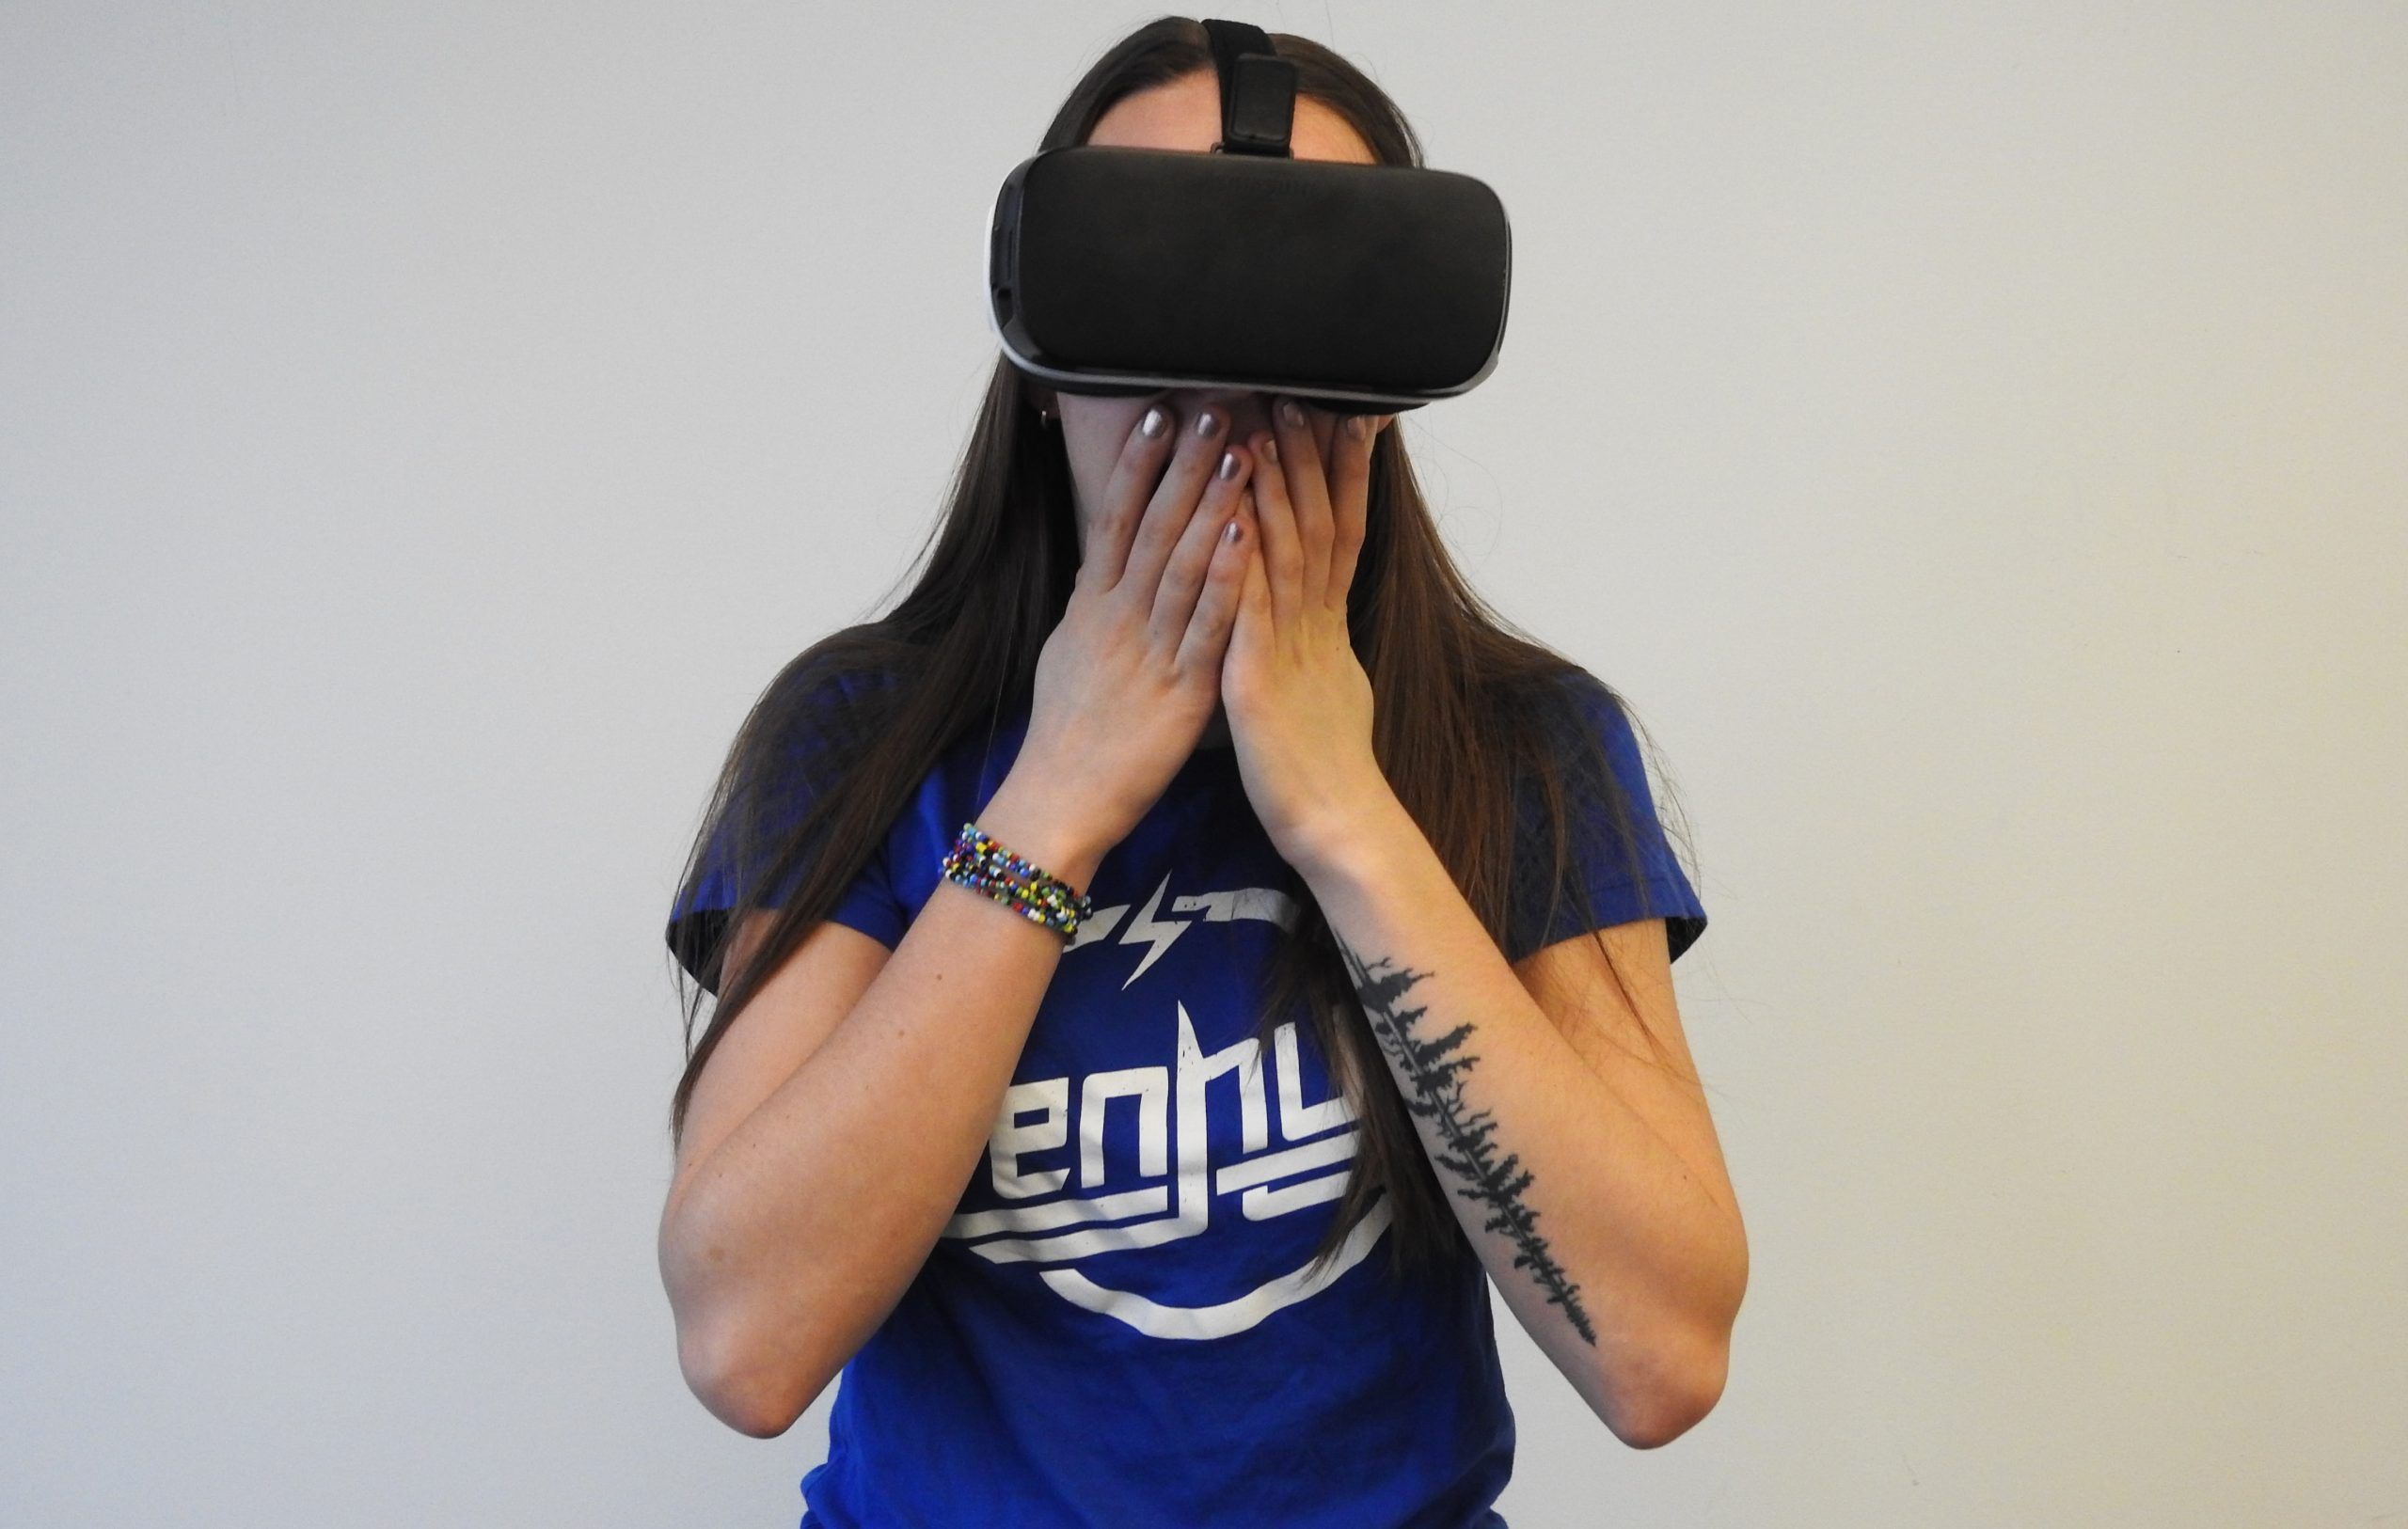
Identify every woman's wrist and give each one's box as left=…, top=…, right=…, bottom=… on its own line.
left=974, top=771, right=1110, bottom=897
left=1257, top=763, right=1411, bottom=889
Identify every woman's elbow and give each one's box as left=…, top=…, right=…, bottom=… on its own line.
left=675, top=1312, right=830, bottom=1440
left=1613, top=1235, right=1746, bottom=1446
left=1608, top=1341, right=1730, bottom=1450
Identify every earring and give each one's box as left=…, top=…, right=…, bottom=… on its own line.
left=1037, top=406, right=1057, bottom=428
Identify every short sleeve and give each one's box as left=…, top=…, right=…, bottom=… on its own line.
left=1502, top=672, right=1707, bottom=966
left=664, top=669, right=911, bottom=990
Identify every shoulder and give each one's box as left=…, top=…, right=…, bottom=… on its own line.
left=762, top=625, right=911, bottom=715
left=1478, top=662, right=1641, bottom=857
left=1494, top=659, right=1706, bottom=949
left=750, top=627, right=917, bottom=758
left=1487, top=662, right=1640, bottom=789
left=1535, top=665, right=1632, bottom=745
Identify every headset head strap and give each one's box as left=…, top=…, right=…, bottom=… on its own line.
left=1201, top=19, right=1295, bottom=157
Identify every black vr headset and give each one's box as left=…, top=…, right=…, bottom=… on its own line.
left=986, top=18, right=1513, bottom=418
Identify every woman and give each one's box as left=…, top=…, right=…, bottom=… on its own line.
left=658, top=18, right=1747, bottom=1527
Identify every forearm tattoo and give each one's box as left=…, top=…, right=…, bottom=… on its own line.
left=1339, top=940, right=1597, bottom=1346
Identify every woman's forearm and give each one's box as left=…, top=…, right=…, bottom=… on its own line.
left=657, top=776, right=1106, bottom=1436
left=1289, top=790, right=1747, bottom=1448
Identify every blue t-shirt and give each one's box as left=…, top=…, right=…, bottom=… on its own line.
left=667, top=672, right=1705, bottom=1528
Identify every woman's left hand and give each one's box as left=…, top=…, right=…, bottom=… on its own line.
left=1222, top=398, right=1395, bottom=877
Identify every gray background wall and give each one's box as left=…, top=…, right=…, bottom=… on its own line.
left=4, top=3, right=2401, bottom=1525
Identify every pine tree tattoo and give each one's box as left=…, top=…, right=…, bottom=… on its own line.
left=1339, top=940, right=1598, bottom=1345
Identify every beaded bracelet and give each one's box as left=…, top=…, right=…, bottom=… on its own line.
left=939, top=822, right=1094, bottom=941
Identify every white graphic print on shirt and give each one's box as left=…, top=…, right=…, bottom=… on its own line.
left=941, top=872, right=1394, bottom=1341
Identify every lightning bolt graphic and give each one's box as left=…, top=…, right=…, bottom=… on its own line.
left=1117, top=875, right=1190, bottom=986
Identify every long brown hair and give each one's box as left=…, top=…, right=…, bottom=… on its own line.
left=666, top=16, right=1701, bottom=1283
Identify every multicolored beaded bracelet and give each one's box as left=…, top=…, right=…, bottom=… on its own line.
left=939, top=822, right=1094, bottom=941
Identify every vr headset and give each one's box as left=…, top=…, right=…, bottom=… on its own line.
left=985, top=18, right=1513, bottom=418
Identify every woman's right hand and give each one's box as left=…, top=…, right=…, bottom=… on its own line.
left=996, top=401, right=1259, bottom=877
